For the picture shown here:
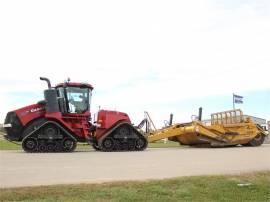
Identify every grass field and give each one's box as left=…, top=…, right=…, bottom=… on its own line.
left=0, top=172, right=269, bottom=202
left=0, top=138, right=180, bottom=151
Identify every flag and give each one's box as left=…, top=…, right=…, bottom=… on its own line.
left=233, top=94, right=243, bottom=104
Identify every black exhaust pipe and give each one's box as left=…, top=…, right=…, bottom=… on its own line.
left=169, top=113, right=173, bottom=126
left=198, top=107, right=203, bottom=121
left=40, top=77, right=60, bottom=112
left=40, top=77, right=51, bottom=89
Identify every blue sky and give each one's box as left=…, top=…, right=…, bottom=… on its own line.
left=0, top=0, right=269, bottom=126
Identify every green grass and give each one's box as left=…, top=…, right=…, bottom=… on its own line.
left=0, top=131, right=6, bottom=136
left=1, top=172, right=269, bottom=202
left=0, top=138, right=21, bottom=150
left=0, top=138, right=180, bottom=151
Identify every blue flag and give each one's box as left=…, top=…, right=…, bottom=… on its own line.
left=234, top=94, right=243, bottom=104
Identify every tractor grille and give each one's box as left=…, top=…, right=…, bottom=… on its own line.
left=4, top=112, right=23, bottom=141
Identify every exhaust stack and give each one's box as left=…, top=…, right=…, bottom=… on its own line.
left=40, top=77, right=52, bottom=89
left=198, top=107, right=203, bottom=121
left=169, top=113, right=173, bottom=126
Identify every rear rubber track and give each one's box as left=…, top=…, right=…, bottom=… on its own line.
left=98, top=123, right=148, bottom=152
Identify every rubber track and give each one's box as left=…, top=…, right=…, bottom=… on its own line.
left=22, top=121, right=77, bottom=153
left=98, top=122, right=148, bottom=152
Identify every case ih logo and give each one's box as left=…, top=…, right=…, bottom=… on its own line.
left=20, top=107, right=45, bottom=116
left=30, top=107, right=45, bottom=113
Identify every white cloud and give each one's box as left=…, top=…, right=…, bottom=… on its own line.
left=0, top=0, right=270, bottom=124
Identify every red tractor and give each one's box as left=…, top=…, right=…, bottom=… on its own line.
left=3, top=77, right=147, bottom=152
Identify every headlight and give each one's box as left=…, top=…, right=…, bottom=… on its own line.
left=3, top=123, right=12, bottom=128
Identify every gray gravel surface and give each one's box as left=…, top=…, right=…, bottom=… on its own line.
left=1, top=145, right=270, bottom=188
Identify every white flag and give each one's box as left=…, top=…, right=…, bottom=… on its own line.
left=234, top=94, right=243, bottom=104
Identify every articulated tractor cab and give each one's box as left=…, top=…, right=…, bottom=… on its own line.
left=4, top=77, right=147, bottom=152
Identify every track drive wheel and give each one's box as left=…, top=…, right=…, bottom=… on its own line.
left=101, top=137, right=115, bottom=151
left=22, top=138, right=38, bottom=152
left=63, top=138, right=77, bottom=152
left=43, top=124, right=59, bottom=137
left=118, top=126, right=130, bottom=137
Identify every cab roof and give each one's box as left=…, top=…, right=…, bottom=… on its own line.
left=55, top=82, right=93, bottom=89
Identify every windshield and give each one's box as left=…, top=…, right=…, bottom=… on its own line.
left=58, top=87, right=91, bottom=113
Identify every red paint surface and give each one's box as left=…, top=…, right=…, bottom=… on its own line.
left=13, top=105, right=131, bottom=141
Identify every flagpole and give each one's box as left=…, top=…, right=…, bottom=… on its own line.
left=233, top=94, right=235, bottom=110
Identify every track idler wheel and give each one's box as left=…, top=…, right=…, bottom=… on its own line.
left=135, top=138, right=147, bottom=151
left=102, top=137, right=115, bottom=151
left=63, top=138, right=77, bottom=152
left=22, top=138, right=38, bottom=152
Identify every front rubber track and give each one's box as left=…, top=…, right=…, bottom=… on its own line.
left=22, top=121, right=77, bottom=153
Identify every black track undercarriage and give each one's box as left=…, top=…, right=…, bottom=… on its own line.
left=93, top=123, right=148, bottom=152
left=22, top=121, right=77, bottom=153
